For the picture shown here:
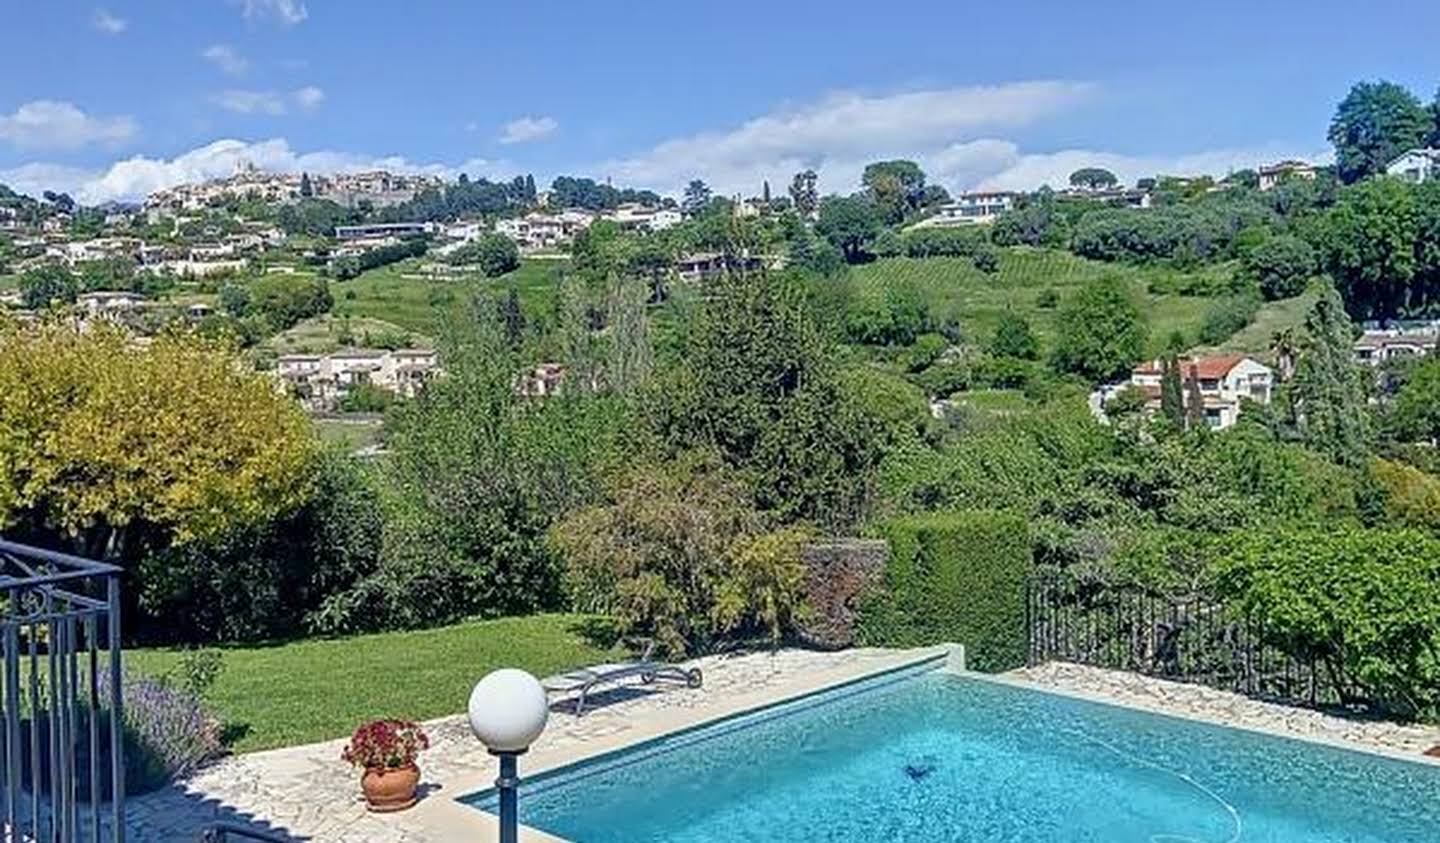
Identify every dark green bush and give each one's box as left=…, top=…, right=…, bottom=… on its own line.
left=858, top=510, right=1033, bottom=670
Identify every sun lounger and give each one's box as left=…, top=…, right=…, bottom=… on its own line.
left=542, top=640, right=703, bottom=715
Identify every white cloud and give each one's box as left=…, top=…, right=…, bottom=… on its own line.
left=212, top=87, right=325, bottom=115
left=91, top=9, right=127, bottom=34
left=238, top=0, right=308, bottom=26
left=292, top=86, right=325, bottom=111
left=202, top=44, right=249, bottom=76
left=0, top=138, right=514, bottom=205
left=599, top=81, right=1095, bottom=195
left=499, top=115, right=558, bottom=145
left=0, top=100, right=137, bottom=150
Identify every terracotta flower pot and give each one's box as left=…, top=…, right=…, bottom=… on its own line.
left=360, top=763, right=420, bottom=813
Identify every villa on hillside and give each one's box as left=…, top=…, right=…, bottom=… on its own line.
left=1353, top=325, right=1438, bottom=366
left=276, top=348, right=439, bottom=412
left=1109, top=354, right=1275, bottom=429
left=495, top=210, right=595, bottom=251
left=1386, top=148, right=1440, bottom=184
left=1258, top=159, right=1318, bottom=190
left=909, top=191, right=1020, bottom=228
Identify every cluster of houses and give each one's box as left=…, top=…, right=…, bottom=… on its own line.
left=275, top=348, right=441, bottom=412
left=1096, top=323, right=1439, bottom=431
left=144, top=163, right=442, bottom=215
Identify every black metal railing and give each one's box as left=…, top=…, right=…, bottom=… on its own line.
left=1025, top=572, right=1342, bottom=710
left=1, top=538, right=126, bottom=843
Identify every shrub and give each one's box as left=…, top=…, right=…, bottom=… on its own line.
left=549, top=454, right=766, bottom=656
left=990, top=311, right=1039, bottom=360
left=342, top=720, right=429, bottom=770
left=107, top=670, right=225, bottom=792
left=1246, top=234, right=1315, bottom=300
left=1210, top=526, right=1440, bottom=721
left=452, top=233, right=520, bottom=277
left=1034, top=288, right=1059, bottom=309
left=858, top=511, right=1033, bottom=671
left=712, top=526, right=812, bottom=647
left=794, top=539, right=888, bottom=649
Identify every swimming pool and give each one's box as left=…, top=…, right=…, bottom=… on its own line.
left=464, top=663, right=1440, bottom=842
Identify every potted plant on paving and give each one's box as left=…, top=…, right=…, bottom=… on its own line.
left=342, top=719, right=430, bottom=812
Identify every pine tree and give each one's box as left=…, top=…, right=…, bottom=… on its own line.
left=496, top=287, right=526, bottom=349
left=299, top=172, right=313, bottom=198
left=1184, top=363, right=1205, bottom=430
left=1160, top=352, right=1185, bottom=428
left=762, top=180, right=771, bottom=206
left=1293, top=285, right=1371, bottom=464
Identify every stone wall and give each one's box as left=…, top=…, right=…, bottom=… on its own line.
left=795, top=539, right=887, bottom=650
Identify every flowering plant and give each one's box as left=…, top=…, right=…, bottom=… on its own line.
left=342, top=719, right=430, bottom=770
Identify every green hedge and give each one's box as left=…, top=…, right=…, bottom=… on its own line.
left=858, top=511, right=1032, bottom=671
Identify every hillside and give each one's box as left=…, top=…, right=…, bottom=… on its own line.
left=332, top=257, right=565, bottom=336
left=848, top=247, right=1297, bottom=358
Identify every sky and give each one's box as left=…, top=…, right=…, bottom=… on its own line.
left=3, top=0, right=1440, bottom=205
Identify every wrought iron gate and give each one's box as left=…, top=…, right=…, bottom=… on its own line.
left=1, top=539, right=125, bottom=843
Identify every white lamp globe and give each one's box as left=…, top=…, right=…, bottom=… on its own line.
left=468, top=669, right=549, bottom=753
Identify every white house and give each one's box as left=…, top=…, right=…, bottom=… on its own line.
left=1353, top=326, right=1438, bottom=366
left=77, top=291, right=144, bottom=319
left=1386, top=149, right=1440, bottom=184
left=1121, top=354, right=1274, bottom=429
left=276, top=348, right=440, bottom=412
left=1258, top=160, right=1318, bottom=191
left=603, top=203, right=681, bottom=232
left=495, top=210, right=594, bottom=251
left=909, top=191, right=1019, bottom=228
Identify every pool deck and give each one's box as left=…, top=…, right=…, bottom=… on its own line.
left=124, top=645, right=950, bottom=842
left=122, top=649, right=1440, bottom=841
left=1003, top=661, right=1440, bottom=767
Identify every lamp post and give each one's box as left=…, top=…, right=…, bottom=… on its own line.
left=468, top=669, right=549, bottom=843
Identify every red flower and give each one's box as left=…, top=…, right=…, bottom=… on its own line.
left=342, top=719, right=430, bottom=770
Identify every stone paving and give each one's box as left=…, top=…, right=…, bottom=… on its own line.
left=122, top=647, right=908, bottom=842
left=1008, top=661, right=1440, bottom=757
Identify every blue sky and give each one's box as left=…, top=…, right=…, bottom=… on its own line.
left=2, top=0, right=1439, bottom=203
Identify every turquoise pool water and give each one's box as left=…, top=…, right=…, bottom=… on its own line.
left=465, top=665, right=1440, bottom=842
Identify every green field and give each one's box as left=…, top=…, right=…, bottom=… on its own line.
left=262, top=314, right=430, bottom=356
left=332, top=258, right=566, bottom=337
left=128, top=614, right=617, bottom=753
left=849, top=249, right=1245, bottom=356
left=315, top=417, right=385, bottom=451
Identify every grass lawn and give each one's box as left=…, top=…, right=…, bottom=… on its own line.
left=849, top=248, right=1234, bottom=356
left=128, top=614, right=618, bottom=753
left=261, top=314, right=431, bottom=356
left=332, top=258, right=566, bottom=337
left=1201, top=286, right=1321, bottom=355
left=315, top=416, right=385, bottom=451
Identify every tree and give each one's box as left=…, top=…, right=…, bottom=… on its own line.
left=0, top=321, right=317, bottom=563
left=1068, top=167, right=1119, bottom=191
left=990, top=310, right=1038, bottom=360
left=654, top=270, right=883, bottom=528
left=496, top=287, right=526, bottom=349
left=788, top=169, right=819, bottom=218
left=1387, top=357, right=1440, bottom=443
left=761, top=180, right=771, bottom=207
left=1291, top=285, right=1370, bottom=465
left=299, top=172, right=313, bottom=198
left=1225, top=168, right=1260, bottom=190
left=1184, top=362, right=1205, bottom=430
left=862, top=160, right=926, bottom=223
left=18, top=264, right=77, bottom=309
left=1050, top=278, right=1147, bottom=382
left=682, top=179, right=712, bottom=216
left=1320, top=177, right=1417, bottom=320
left=1160, top=351, right=1185, bottom=429
left=1246, top=235, right=1315, bottom=301
left=1328, top=80, right=1431, bottom=183
left=465, top=232, right=521, bottom=277
left=815, top=195, right=882, bottom=263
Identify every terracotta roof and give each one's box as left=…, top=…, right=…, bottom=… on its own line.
left=1133, top=354, right=1250, bottom=379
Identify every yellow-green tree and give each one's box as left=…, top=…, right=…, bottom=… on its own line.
left=0, top=318, right=318, bottom=561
